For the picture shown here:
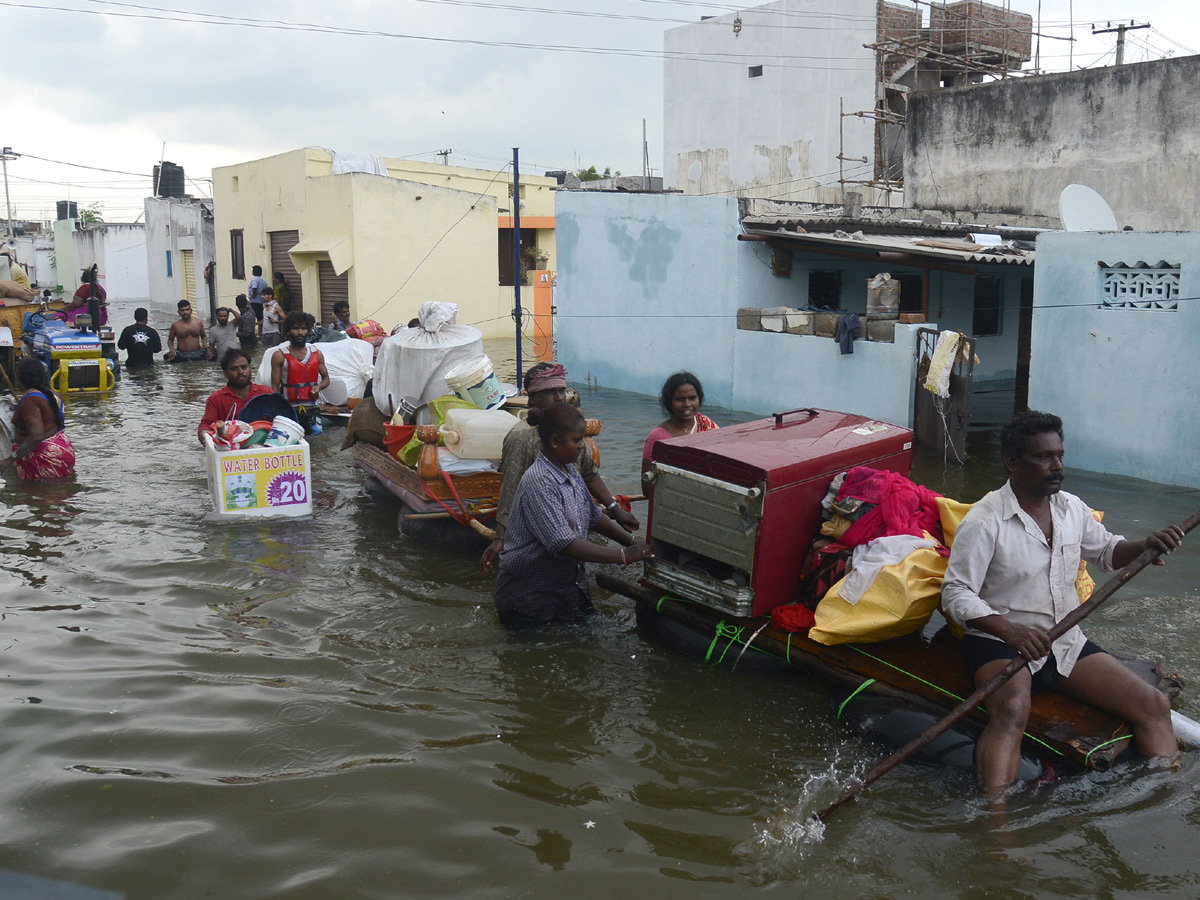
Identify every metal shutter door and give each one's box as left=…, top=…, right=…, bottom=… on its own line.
left=268, top=230, right=302, bottom=310
left=180, top=250, right=196, bottom=304
left=317, top=260, right=349, bottom=327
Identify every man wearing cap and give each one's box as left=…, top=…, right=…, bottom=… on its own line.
left=481, top=361, right=639, bottom=574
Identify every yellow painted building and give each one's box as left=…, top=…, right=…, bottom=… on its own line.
left=211, top=148, right=557, bottom=337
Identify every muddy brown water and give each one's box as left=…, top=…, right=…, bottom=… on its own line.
left=2, top=312, right=1198, bottom=898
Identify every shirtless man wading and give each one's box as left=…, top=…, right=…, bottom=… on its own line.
left=166, top=300, right=211, bottom=362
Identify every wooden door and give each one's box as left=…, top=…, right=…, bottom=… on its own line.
left=180, top=250, right=196, bottom=304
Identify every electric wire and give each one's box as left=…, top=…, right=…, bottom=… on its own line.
left=356, top=163, right=514, bottom=323
left=0, top=1, right=879, bottom=71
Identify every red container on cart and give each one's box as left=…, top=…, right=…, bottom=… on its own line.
left=644, top=407, right=913, bottom=617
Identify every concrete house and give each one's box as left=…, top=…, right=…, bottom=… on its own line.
left=554, top=190, right=1043, bottom=430
left=906, top=54, right=1200, bottom=231
left=212, top=149, right=557, bottom=336
left=144, top=196, right=217, bottom=318
left=1030, top=230, right=1199, bottom=488
left=663, top=0, right=1030, bottom=202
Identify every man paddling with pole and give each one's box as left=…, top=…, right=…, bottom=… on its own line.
left=941, top=411, right=1184, bottom=797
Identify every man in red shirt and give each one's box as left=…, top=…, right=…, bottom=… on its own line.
left=197, top=348, right=274, bottom=444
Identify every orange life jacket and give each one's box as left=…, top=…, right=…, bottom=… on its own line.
left=280, top=346, right=321, bottom=403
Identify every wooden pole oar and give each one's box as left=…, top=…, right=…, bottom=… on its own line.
left=816, top=506, right=1200, bottom=822
left=404, top=507, right=496, bottom=521
left=0, top=361, right=17, bottom=397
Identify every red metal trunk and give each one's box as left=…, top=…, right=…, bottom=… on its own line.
left=646, top=408, right=913, bottom=617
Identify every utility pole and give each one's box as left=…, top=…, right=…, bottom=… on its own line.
left=436, top=149, right=452, bottom=165
left=1093, top=20, right=1149, bottom=66
left=0, top=146, right=18, bottom=241
left=642, top=118, right=649, bottom=185
left=512, top=148, right=522, bottom=391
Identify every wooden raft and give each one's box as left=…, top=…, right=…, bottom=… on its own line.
left=598, top=575, right=1184, bottom=771
left=351, top=442, right=500, bottom=507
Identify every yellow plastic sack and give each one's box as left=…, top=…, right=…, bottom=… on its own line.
left=810, top=495, right=974, bottom=645
left=810, top=539, right=948, bottom=645
left=1075, top=509, right=1104, bottom=603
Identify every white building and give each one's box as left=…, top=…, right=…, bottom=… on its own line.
left=72, top=223, right=150, bottom=308
left=663, top=0, right=1030, bottom=203
left=13, top=233, right=55, bottom=291
left=144, top=196, right=217, bottom=318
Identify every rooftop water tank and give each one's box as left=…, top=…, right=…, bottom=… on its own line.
left=153, top=162, right=186, bottom=198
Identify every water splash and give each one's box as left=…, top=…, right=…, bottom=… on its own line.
left=750, top=755, right=864, bottom=856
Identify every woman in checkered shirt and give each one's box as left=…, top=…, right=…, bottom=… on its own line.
left=492, top=403, right=653, bottom=627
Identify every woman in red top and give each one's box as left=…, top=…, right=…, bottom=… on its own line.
left=65, top=265, right=109, bottom=326
left=641, top=371, right=718, bottom=480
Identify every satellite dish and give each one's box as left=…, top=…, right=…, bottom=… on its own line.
left=1059, top=184, right=1118, bottom=232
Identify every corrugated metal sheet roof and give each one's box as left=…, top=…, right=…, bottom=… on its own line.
left=740, top=227, right=1036, bottom=267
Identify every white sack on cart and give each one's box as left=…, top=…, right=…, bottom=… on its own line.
left=370, top=302, right=483, bottom=417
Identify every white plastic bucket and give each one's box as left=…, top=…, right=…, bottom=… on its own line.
left=444, top=354, right=505, bottom=410
left=265, top=415, right=304, bottom=447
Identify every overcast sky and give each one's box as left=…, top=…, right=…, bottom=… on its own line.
left=4, top=0, right=1196, bottom=224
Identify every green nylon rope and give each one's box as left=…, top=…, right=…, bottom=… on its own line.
left=704, top=621, right=746, bottom=666
left=1084, top=734, right=1131, bottom=765
left=849, top=648, right=1065, bottom=763
left=836, top=679, right=877, bottom=721
left=652, top=595, right=1073, bottom=763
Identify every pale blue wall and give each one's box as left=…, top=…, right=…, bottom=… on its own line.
left=555, top=191, right=921, bottom=426
left=1030, top=231, right=1200, bottom=487
left=554, top=192, right=742, bottom=407
left=732, top=326, right=920, bottom=424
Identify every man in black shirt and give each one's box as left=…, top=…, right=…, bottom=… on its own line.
left=117, top=308, right=162, bottom=368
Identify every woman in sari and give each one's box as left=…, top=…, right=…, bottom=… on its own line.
left=641, top=371, right=718, bottom=480
left=2, top=359, right=75, bottom=481
left=65, top=265, right=109, bottom=327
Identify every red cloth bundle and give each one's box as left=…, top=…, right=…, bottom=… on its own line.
left=836, top=467, right=942, bottom=548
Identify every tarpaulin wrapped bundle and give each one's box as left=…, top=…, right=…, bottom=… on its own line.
left=317, top=337, right=374, bottom=403
left=370, top=302, right=484, bottom=416
left=808, top=495, right=969, bottom=645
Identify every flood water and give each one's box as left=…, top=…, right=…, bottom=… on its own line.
left=3, top=309, right=1199, bottom=899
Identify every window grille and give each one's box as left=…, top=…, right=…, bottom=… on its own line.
left=1100, top=263, right=1179, bottom=310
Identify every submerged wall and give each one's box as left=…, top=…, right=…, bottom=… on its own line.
left=74, top=224, right=149, bottom=304
left=1030, top=231, right=1200, bottom=487
left=554, top=191, right=920, bottom=426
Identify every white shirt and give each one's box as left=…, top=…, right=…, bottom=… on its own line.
left=262, top=300, right=282, bottom=334
left=941, top=482, right=1123, bottom=676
